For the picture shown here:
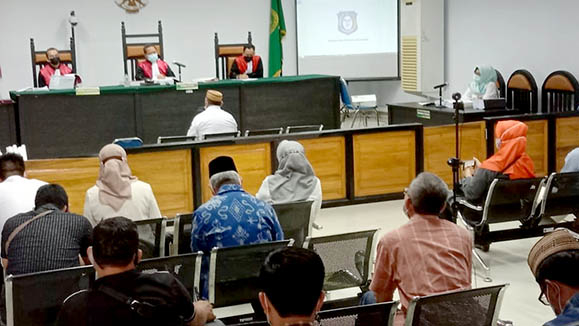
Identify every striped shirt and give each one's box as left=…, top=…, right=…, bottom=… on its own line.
left=1, top=204, right=92, bottom=276
left=370, top=214, right=472, bottom=316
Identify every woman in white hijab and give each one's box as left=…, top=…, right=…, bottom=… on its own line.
left=562, top=147, right=579, bottom=173
left=256, top=140, right=323, bottom=230
left=83, top=144, right=161, bottom=226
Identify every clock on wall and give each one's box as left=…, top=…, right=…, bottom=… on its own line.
left=116, top=0, right=148, bottom=13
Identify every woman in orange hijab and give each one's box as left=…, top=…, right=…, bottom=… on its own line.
left=461, top=120, right=535, bottom=204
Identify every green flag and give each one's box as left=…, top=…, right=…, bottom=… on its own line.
left=269, top=0, right=286, bottom=77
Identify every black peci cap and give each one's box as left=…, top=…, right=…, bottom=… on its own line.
left=209, top=156, right=237, bottom=177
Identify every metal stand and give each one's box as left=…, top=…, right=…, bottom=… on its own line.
left=434, top=83, right=447, bottom=108
left=177, top=66, right=182, bottom=82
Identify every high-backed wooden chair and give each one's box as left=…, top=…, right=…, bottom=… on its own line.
left=30, top=37, right=76, bottom=87
left=495, top=69, right=506, bottom=98
left=121, top=21, right=164, bottom=80
left=214, top=32, right=252, bottom=80
left=541, top=70, right=579, bottom=113
left=506, top=69, right=538, bottom=113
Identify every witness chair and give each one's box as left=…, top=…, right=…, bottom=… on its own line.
left=244, top=127, right=284, bottom=137
left=404, top=284, right=508, bottom=326
left=541, top=70, right=579, bottom=113
left=339, top=77, right=379, bottom=128
left=272, top=200, right=314, bottom=248
left=137, top=252, right=203, bottom=299
left=214, top=32, right=252, bottom=80
left=303, top=229, right=378, bottom=293
left=173, top=213, right=194, bottom=255
left=5, top=266, right=95, bottom=326
left=202, top=131, right=241, bottom=140
left=157, top=135, right=196, bottom=144
left=536, top=172, right=579, bottom=221
left=121, top=21, right=164, bottom=80
left=317, top=301, right=398, bottom=326
left=135, top=218, right=167, bottom=259
left=495, top=69, right=506, bottom=98
left=506, top=69, right=538, bottom=113
left=30, top=37, right=77, bottom=88
left=286, top=125, right=324, bottom=133
left=208, top=240, right=293, bottom=308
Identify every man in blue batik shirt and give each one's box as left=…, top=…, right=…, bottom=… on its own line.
left=191, top=156, right=284, bottom=299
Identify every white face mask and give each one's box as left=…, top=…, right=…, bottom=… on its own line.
left=146, top=53, right=158, bottom=63
left=495, top=138, right=501, bottom=149
left=546, top=282, right=565, bottom=315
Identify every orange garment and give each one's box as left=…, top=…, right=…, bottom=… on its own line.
left=480, top=120, right=535, bottom=179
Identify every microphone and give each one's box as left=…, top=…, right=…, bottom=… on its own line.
left=68, top=11, right=78, bottom=27
left=433, top=82, right=447, bottom=89
left=173, top=61, right=186, bottom=68
left=452, top=92, right=462, bottom=101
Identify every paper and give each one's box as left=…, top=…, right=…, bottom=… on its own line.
left=5, top=144, right=28, bottom=160
left=49, top=74, right=76, bottom=90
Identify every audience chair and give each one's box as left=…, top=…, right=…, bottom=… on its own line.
left=506, top=69, right=538, bottom=113
left=137, top=252, right=203, bottom=299
left=157, top=135, right=196, bottom=144
left=5, top=266, right=95, bottom=326
left=404, top=284, right=508, bottom=326
left=317, top=301, right=398, bottom=326
left=30, top=37, right=77, bottom=88
left=208, top=240, right=293, bottom=308
left=227, top=322, right=269, bottom=326
left=495, top=69, right=506, bottom=98
left=541, top=70, right=579, bottom=113
left=121, top=21, right=164, bottom=80
left=244, top=127, right=284, bottom=137
left=303, top=229, right=378, bottom=293
left=272, top=200, right=314, bottom=248
left=535, top=172, right=579, bottom=222
left=202, top=131, right=241, bottom=140
left=135, top=217, right=167, bottom=259
left=113, top=137, right=143, bottom=149
left=339, top=77, right=379, bottom=128
left=214, top=32, right=252, bottom=80
left=285, top=125, right=324, bottom=134
left=173, top=213, right=194, bottom=255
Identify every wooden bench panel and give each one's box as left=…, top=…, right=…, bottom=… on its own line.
left=199, top=143, right=271, bottom=203
left=299, top=136, right=347, bottom=201
left=353, top=131, right=416, bottom=197
left=556, top=116, right=579, bottom=171
left=525, top=120, right=549, bottom=177
left=424, top=122, right=486, bottom=185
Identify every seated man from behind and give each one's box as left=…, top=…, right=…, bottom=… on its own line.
left=38, top=47, right=80, bottom=88
left=364, top=172, right=472, bottom=326
left=0, top=153, right=46, bottom=236
left=186, top=90, right=238, bottom=140
left=229, top=44, right=264, bottom=79
left=191, top=156, right=283, bottom=298
left=57, top=216, right=215, bottom=326
left=1, top=184, right=92, bottom=276
left=135, top=44, right=175, bottom=81
left=258, top=247, right=325, bottom=326
left=528, top=229, right=579, bottom=326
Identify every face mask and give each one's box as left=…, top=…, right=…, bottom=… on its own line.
left=473, top=74, right=481, bottom=82
left=495, top=138, right=501, bottom=149
left=49, top=57, right=60, bottom=65
left=547, top=282, right=565, bottom=315
left=147, top=53, right=158, bottom=63
left=244, top=56, right=252, bottom=62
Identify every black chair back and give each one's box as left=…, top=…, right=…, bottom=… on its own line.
left=286, top=125, right=324, bottom=134
left=227, top=322, right=269, bottom=326
left=203, top=131, right=240, bottom=140
left=209, top=240, right=292, bottom=307
left=405, top=284, right=508, bottom=326
left=541, top=70, right=579, bottom=113
left=157, top=135, right=196, bottom=144
left=214, top=32, right=252, bottom=79
left=174, top=213, right=194, bottom=255
left=303, top=229, right=378, bottom=291
left=317, top=301, right=398, bottom=326
left=135, top=218, right=166, bottom=259
left=539, top=172, right=579, bottom=218
left=495, top=69, right=506, bottom=98
left=30, top=37, right=76, bottom=88
left=244, top=127, right=284, bottom=137
left=137, top=252, right=203, bottom=299
left=272, top=200, right=313, bottom=248
left=507, top=69, right=538, bottom=113
left=5, top=266, right=95, bottom=326
left=121, top=21, right=164, bottom=80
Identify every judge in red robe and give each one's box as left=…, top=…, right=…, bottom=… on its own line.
left=229, top=44, right=263, bottom=79
left=135, top=44, right=175, bottom=81
left=38, top=47, right=80, bottom=87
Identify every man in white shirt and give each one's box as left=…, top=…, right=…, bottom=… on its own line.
left=186, top=90, right=238, bottom=139
left=0, top=153, right=46, bottom=232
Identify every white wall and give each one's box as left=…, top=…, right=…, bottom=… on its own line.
left=445, top=0, right=579, bottom=106
left=0, top=0, right=298, bottom=98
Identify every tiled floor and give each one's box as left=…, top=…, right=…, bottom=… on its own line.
left=313, top=201, right=555, bottom=326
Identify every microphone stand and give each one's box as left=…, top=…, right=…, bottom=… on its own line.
left=177, top=66, right=182, bottom=82
left=433, top=83, right=447, bottom=108
left=447, top=93, right=464, bottom=222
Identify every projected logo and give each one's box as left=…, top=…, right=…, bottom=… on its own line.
left=337, top=11, right=358, bottom=35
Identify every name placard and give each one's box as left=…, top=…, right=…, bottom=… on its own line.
left=75, top=87, right=100, bottom=96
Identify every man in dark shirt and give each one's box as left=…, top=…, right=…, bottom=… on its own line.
left=57, top=216, right=215, bottom=326
left=229, top=44, right=264, bottom=79
left=1, top=184, right=92, bottom=275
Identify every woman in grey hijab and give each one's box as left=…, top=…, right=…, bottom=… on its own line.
left=256, top=140, right=323, bottom=230
left=561, top=147, right=579, bottom=173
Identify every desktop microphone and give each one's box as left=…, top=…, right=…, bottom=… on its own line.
left=173, top=61, right=187, bottom=68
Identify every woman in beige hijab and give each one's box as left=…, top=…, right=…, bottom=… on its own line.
left=83, top=144, right=161, bottom=226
